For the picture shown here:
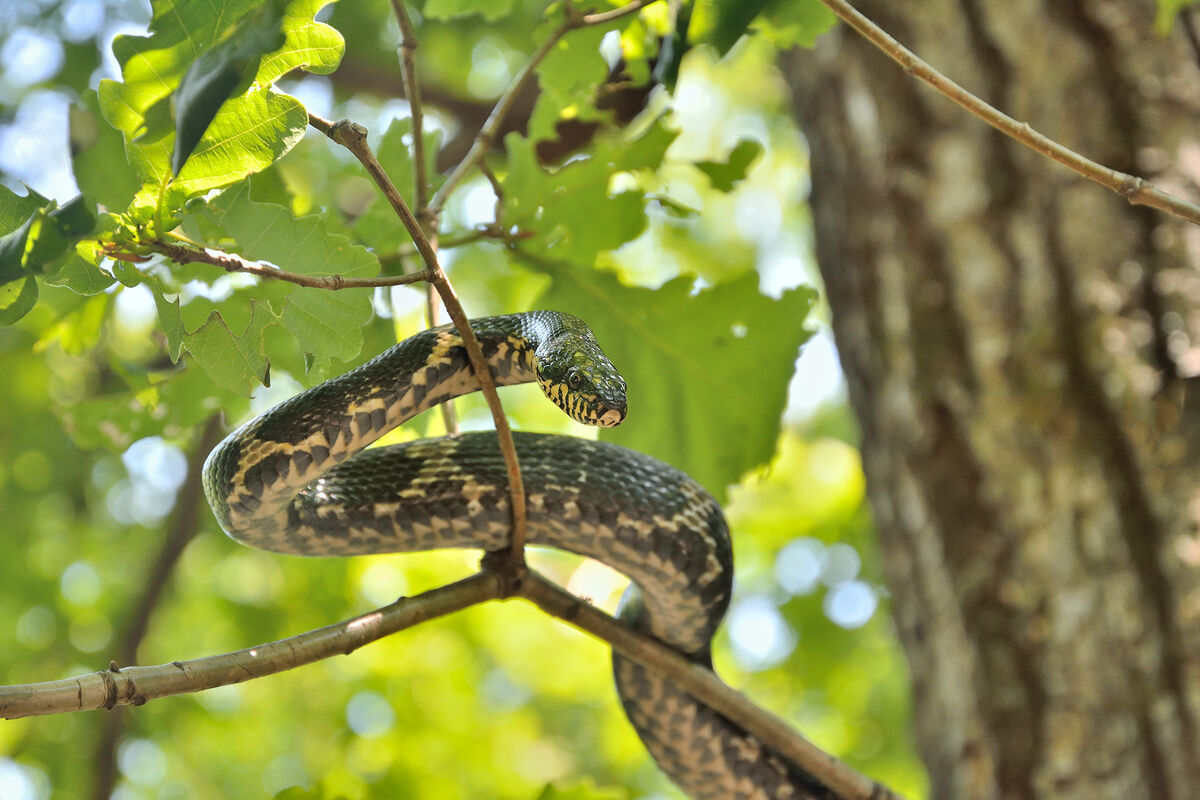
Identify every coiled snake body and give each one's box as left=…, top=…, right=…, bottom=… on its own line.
left=203, top=311, right=830, bottom=800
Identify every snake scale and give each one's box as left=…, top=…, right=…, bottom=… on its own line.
left=202, top=311, right=833, bottom=800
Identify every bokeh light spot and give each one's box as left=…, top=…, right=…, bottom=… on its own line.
left=346, top=691, right=395, bottom=738
left=727, top=595, right=796, bottom=671
left=824, top=580, right=877, bottom=629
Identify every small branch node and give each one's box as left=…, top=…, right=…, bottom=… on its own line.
left=1118, top=174, right=1146, bottom=199
left=480, top=549, right=528, bottom=598
left=332, top=119, right=369, bottom=148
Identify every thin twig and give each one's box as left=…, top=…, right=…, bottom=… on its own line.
left=518, top=572, right=904, bottom=800
left=311, top=113, right=529, bottom=573
left=150, top=239, right=434, bottom=290
left=390, top=0, right=429, bottom=216
left=0, top=573, right=503, bottom=719
left=426, top=0, right=657, bottom=217
left=381, top=9, right=454, bottom=430
left=423, top=233, right=459, bottom=434
left=820, top=0, right=1200, bottom=227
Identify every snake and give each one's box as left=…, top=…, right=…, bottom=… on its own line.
left=202, top=311, right=834, bottom=800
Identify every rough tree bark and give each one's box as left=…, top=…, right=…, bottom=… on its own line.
left=787, top=2, right=1200, bottom=798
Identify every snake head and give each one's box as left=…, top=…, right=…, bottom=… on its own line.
left=535, top=323, right=627, bottom=428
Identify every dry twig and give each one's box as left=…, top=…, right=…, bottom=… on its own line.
left=150, top=238, right=433, bottom=290
left=820, top=0, right=1200, bottom=227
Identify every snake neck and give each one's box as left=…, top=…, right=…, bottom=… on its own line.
left=203, top=315, right=555, bottom=538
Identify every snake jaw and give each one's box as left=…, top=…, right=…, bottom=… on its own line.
left=597, top=406, right=625, bottom=427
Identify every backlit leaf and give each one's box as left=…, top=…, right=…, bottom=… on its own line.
left=536, top=264, right=816, bottom=500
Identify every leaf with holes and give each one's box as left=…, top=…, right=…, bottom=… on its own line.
left=183, top=300, right=275, bottom=395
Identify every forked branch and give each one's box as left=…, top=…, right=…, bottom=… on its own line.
left=0, top=567, right=904, bottom=800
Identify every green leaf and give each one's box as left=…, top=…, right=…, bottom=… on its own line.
left=153, top=287, right=186, bottom=362
left=695, top=138, right=763, bottom=192
left=171, top=89, right=309, bottom=201
left=755, top=0, right=835, bottom=49
left=711, top=0, right=770, bottom=55
left=1157, top=0, right=1200, bottom=32
left=99, top=0, right=343, bottom=208
left=0, top=185, right=48, bottom=235
left=173, top=0, right=288, bottom=173
left=0, top=213, right=37, bottom=285
left=503, top=119, right=678, bottom=263
left=0, top=275, right=38, bottom=326
left=42, top=254, right=116, bottom=296
left=704, top=0, right=833, bottom=51
left=651, top=1, right=692, bottom=89
left=257, top=0, right=346, bottom=79
left=0, top=196, right=97, bottom=287
left=70, top=90, right=142, bottom=210
left=529, top=24, right=611, bottom=143
left=423, top=0, right=514, bottom=21
left=183, top=300, right=275, bottom=394
left=351, top=118, right=443, bottom=254
left=205, top=183, right=380, bottom=365
left=536, top=265, right=816, bottom=500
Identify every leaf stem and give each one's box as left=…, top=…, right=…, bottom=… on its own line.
left=389, top=0, right=429, bottom=216
left=820, top=0, right=1200, bottom=227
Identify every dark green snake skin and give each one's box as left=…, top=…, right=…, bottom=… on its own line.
left=202, top=311, right=833, bottom=800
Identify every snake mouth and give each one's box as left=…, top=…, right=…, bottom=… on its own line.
left=597, top=407, right=625, bottom=427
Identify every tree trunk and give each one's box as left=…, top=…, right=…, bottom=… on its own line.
left=786, top=2, right=1200, bottom=798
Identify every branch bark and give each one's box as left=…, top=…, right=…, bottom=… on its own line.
left=1, top=564, right=903, bottom=800
left=0, top=573, right=503, bottom=719
left=150, top=237, right=434, bottom=289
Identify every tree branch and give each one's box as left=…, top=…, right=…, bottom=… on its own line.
left=389, top=0, right=429, bottom=216
left=426, top=0, right=657, bottom=217
left=518, top=572, right=904, bottom=800
left=3, top=560, right=902, bottom=799
left=309, top=113, right=529, bottom=573
left=149, top=238, right=434, bottom=289
left=820, top=0, right=1200, bottom=227
left=0, top=573, right=503, bottom=719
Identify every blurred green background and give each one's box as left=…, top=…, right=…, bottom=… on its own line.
left=0, top=1, right=928, bottom=797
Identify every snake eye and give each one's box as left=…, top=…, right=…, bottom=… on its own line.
left=567, top=369, right=584, bottom=390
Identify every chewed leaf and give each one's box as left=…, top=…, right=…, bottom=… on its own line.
left=183, top=301, right=276, bottom=395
